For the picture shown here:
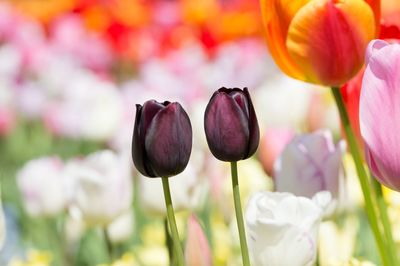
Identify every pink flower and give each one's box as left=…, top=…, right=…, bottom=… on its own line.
left=50, top=15, right=112, bottom=72
left=185, top=214, right=212, bottom=266
left=360, top=40, right=400, bottom=190
left=258, top=127, right=295, bottom=177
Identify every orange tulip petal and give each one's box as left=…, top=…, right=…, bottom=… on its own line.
left=260, top=0, right=310, bottom=80
left=286, top=0, right=375, bottom=86
left=365, top=0, right=381, bottom=31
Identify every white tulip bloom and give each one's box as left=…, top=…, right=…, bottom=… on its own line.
left=245, top=191, right=331, bottom=266
left=17, top=157, right=68, bottom=217
left=66, top=150, right=133, bottom=226
left=107, top=210, right=134, bottom=244
left=275, top=130, right=345, bottom=204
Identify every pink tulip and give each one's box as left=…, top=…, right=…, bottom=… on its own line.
left=185, top=214, right=212, bottom=266
left=360, top=40, right=400, bottom=190
left=258, top=127, right=295, bottom=177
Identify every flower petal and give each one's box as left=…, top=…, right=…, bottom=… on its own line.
left=260, top=0, right=310, bottom=80
left=145, top=102, right=192, bottom=177
left=286, top=0, right=375, bottom=86
left=204, top=92, right=249, bottom=161
left=360, top=41, right=400, bottom=190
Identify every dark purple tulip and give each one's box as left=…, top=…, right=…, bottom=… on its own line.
left=132, top=100, right=192, bottom=177
left=204, top=87, right=259, bottom=162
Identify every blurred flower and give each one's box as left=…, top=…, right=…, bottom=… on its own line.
left=258, top=127, right=295, bottom=177
left=0, top=107, right=14, bottom=135
left=337, top=153, right=364, bottom=211
left=275, top=131, right=345, bottom=204
left=245, top=191, right=331, bottom=266
left=0, top=44, right=22, bottom=78
left=107, top=210, right=134, bottom=244
left=132, top=100, right=192, bottom=177
left=98, top=253, right=138, bottom=266
left=318, top=217, right=359, bottom=266
left=138, top=162, right=207, bottom=216
left=382, top=187, right=400, bottom=242
left=185, top=214, right=212, bottom=266
left=64, top=210, right=86, bottom=248
left=204, top=40, right=270, bottom=91
left=306, top=90, right=340, bottom=134
left=50, top=14, right=112, bottom=71
left=17, top=157, right=68, bottom=217
left=204, top=87, right=259, bottom=162
left=9, top=250, right=52, bottom=266
left=343, top=258, right=377, bottom=266
left=11, top=0, right=75, bottom=24
left=0, top=79, right=15, bottom=135
left=15, top=82, right=47, bottom=120
left=360, top=40, right=400, bottom=190
left=260, top=0, right=377, bottom=86
left=253, top=76, right=312, bottom=130
left=44, top=72, right=123, bottom=141
left=134, top=246, right=168, bottom=266
left=65, top=150, right=133, bottom=226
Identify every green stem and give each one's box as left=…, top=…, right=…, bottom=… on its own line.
left=230, top=161, right=251, bottom=266
left=164, top=218, right=174, bottom=265
left=162, top=177, right=184, bottom=266
left=331, top=87, right=390, bottom=266
left=103, top=228, right=113, bottom=262
left=372, top=177, right=398, bottom=265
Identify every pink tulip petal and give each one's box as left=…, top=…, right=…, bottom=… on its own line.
left=185, top=214, right=212, bottom=266
left=360, top=41, right=400, bottom=190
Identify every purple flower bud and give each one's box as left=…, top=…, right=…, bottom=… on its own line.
left=204, top=87, right=260, bottom=162
left=132, top=100, right=192, bottom=177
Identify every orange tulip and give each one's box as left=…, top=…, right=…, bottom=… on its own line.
left=260, top=0, right=379, bottom=86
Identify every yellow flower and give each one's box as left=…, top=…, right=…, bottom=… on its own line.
left=9, top=250, right=52, bottom=266
left=98, top=253, right=138, bottom=266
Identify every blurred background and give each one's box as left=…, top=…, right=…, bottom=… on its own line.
left=0, top=0, right=382, bottom=265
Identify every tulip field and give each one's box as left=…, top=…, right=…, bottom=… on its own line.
left=1, top=0, right=400, bottom=266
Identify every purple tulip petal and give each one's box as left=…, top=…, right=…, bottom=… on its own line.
left=244, top=87, right=260, bottom=159
left=360, top=40, right=400, bottom=190
left=145, top=102, right=192, bottom=177
left=132, top=101, right=165, bottom=177
left=231, top=91, right=250, bottom=118
left=205, top=92, right=249, bottom=161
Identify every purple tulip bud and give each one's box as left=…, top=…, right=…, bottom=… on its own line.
left=204, top=87, right=260, bottom=162
left=132, top=100, right=192, bottom=177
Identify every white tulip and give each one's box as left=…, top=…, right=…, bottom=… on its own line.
left=245, top=191, right=331, bottom=266
left=253, top=76, right=312, bottom=131
left=17, top=157, right=68, bottom=217
left=65, top=150, right=133, bottom=226
left=107, top=210, right=134, bottom=244
left=275, top=130, right=345, bottom=201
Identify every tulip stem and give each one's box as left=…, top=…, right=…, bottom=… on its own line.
left=103, top=228, right=114, bottom=262
left=230, top=161, right=251, bottom=266
left=162, top=177, right=184, bottom=266
left=331, top=87, right=390, bottom=266
left=371, top=177, right=398, bottom=265
left=164, top=218, right=174, bottom=265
